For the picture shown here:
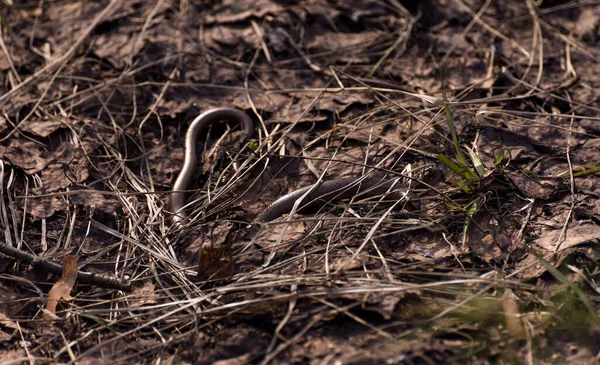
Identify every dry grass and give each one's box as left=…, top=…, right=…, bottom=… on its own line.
left=1, top=0, right=600, bottom=363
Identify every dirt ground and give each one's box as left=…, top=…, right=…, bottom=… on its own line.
left=1, top=0, right=600, bottom=364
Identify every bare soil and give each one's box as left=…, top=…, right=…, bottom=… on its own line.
left=1, top=0, right=600, bottom=364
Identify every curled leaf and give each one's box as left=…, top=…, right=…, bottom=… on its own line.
left=44, top=255, right=79, bottom=320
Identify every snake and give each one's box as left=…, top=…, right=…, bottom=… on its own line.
left=169, top=108, right=405, bottom=228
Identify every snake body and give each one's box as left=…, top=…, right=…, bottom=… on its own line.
left=170, top=108, right=403, bottom=227
left=170, top=108, right=254, bottom=226
left=254, top=177, right=403, bottom=223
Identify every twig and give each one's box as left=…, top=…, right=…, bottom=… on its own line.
left=0, top=242, right=131, bottom=292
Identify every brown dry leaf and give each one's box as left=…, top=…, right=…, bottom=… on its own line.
left=360, top=291, right=426, bottom=321
left=0, top=52, right=10, bottom=71
left=0, top=311, right=20, bottom=331
left=181, top=221, right=233, bottom=267
left=70, top=191, right=121, bottom=217
left=148, top=131, right=182, bottom=186
left=205, top=25, right=257, bottom=51
left=310, top=145, right=380, bottom=177
left=200, top=129, right=251, bottom=176
left=129, top=281, right=158, bottom=309
left=44, top=255, right=79, bottom=320
left=307, top=30, right=386, bottom=63
left=209, top=326, right=270, bottom=365
left=535, top=223, right=600, bottom=253
left=198, top=244, right=234, bottom=281
left=0, top=115, right=7, bottom=134
left=517, top=223, right=600, bottom=279
left=237, top=173, right=296, bottom=220
left=301, top=336, right=358, bottom=363
left=43, top=1, right=94, bottom=59
left=376, top=294, right=404, bottom=321
left=330, top=252, right=372, bottom=272
left=399, top=232, right=460, bottom=262
left=334, top=120, right=392, bottom=144
left=255, top=220, right=305, bottom=250
left=157, top=98, right=200, bottom=120
left=1, top=139, right=90, bottom=188
left=507, top=171, right=563, bottom=200
left=94, top=0, right=168, bottom=69
left=235, top=90, right=289, bottom=114
left=213, top=354, right=254, bottom=365
left=27, top=195, right=67, bottom=220
left=476, top=128, right=536, bottom=165
left=466, top=213, right=514, bottom=262
left=40, top=162, right=89, bottom=192
left=204, top=0, right=285, bottom=24
left=270, top=93, right=375, bottom=124
left=0, top=350, right=28, bottom=364
left=94, top=32, right=138, bottom=69
left=440, top=57, right=489, bottom=89
left=0, top=330, right=10, bottom=343
left=197, top=222, right=235, bottom=280
left=20, top=118, right=71, bottom=138
left=0, top=140, right=48, bottom=174
left=575, top=8, right=600, bottom=37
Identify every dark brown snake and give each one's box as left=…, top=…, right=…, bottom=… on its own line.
left=169, top=108, right=404, bottom=228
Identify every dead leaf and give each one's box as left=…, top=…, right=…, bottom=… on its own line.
left=209, top=326, right=270, bottom=365
left=0, top=116, right=7, bottom=134
left=377, top=294, right=404, bottom=321
left=255, top=220, right=305, bottom=250
left=198, top=244, right=234, bottom=281
left=0, top=140, right=48, bottom=174
left=20, top=119, right=70, bottom=138
left=334, top=121, right=391, bottom=144
left=330, top=252, right=372, bottom=272
left=517, top=223, right=600, bottom=279
left=94, top=32, right=138, bottom=69
left=535, top=223, right=600, bottom=253
left=42, top=1, right=89, bottom=58
left=204, top=0, right=285, bottom=24
left=507, top=171, right=563, bottom=200
left=0, top=350, right=28, bottom=364
left=575, top=8, right=600, bottom=37
left=465, top=213, right=513, bottom=262
left=129, top=281, right=158, bottom=309
left=44, top=255, right=79, bottom=320
left=70, top=191, right=121, bottom=218
left=0, top=330, right=10, bottom=343
left=196, top=222, right=236, bottom=280
left=205, top=25, right=256, bottom=50
left=307, top=30, right=386, bottom=63
left=27, top=195, right=67, bottom=220
left=0, top=311, right=20, bottom=331
left=400, top=232, right=461, bottom=262
left=269, top=93, right=375, bottom=124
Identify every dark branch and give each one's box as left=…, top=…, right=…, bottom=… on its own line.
left=1, top=242, right=131, bottom=292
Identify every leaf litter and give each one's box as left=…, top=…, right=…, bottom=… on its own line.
left=1, top=0, right=600, bottom=363
left=44, top=255, right=78, bottom=320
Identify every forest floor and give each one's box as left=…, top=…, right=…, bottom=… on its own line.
left=1, top=0, right=600, bottom=364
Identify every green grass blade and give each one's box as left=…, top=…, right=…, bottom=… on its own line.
left=438, top=154, right=479, bottom=183
left=531, top=251, right=600, bottom=327
left=467, top=148, right=486, bottom=177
